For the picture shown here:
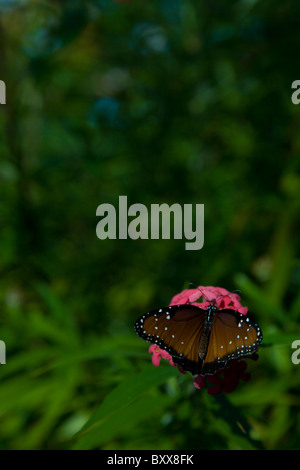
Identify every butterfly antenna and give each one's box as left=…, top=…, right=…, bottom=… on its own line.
left=188, top=282, right=209, bottom=303
left=189, top=284, right=242, bottom=305
left=214, top=289, right=242, bottom=306
left=189, top=282, right=197, bottom=289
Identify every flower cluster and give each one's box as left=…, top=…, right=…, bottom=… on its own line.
left=148, top=285, right=259, bottom=395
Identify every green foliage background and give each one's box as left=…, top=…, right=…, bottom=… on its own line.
left=0, top=0, right=300, bottom=450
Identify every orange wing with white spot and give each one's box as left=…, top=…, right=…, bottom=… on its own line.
left=202, top=309, right=263, bottom=375
left=134, top=304, right=206, bottom=374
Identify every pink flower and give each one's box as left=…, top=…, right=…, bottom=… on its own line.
left=148, top=344, right=175, bottom=368
left=170, top=285, right=248, bottom=315
left=147, top=285, right=259, bottom=394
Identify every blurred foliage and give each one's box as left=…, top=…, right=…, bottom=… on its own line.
left=0, top=0, right=300, bottom=450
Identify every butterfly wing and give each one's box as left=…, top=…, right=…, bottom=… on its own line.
left=202, top=309, right=263, bottom=375
left=134, top=304, right=206, bottom=375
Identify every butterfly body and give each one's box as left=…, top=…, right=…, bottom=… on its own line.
left=198, top=304, right=217, bottom=359
left=134, top=303, right=263, bottom=376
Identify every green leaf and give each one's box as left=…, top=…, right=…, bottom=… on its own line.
left=72, top=393, right=176, bottom=450
left=234, top=273, right=285, bottom=322
left=71, top=365, right=178, bottom=449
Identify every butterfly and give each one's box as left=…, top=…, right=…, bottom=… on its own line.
left=134, top=302, right=263, bottom=375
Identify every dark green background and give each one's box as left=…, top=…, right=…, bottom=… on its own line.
left=0, top=0, right=300, bottom=450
